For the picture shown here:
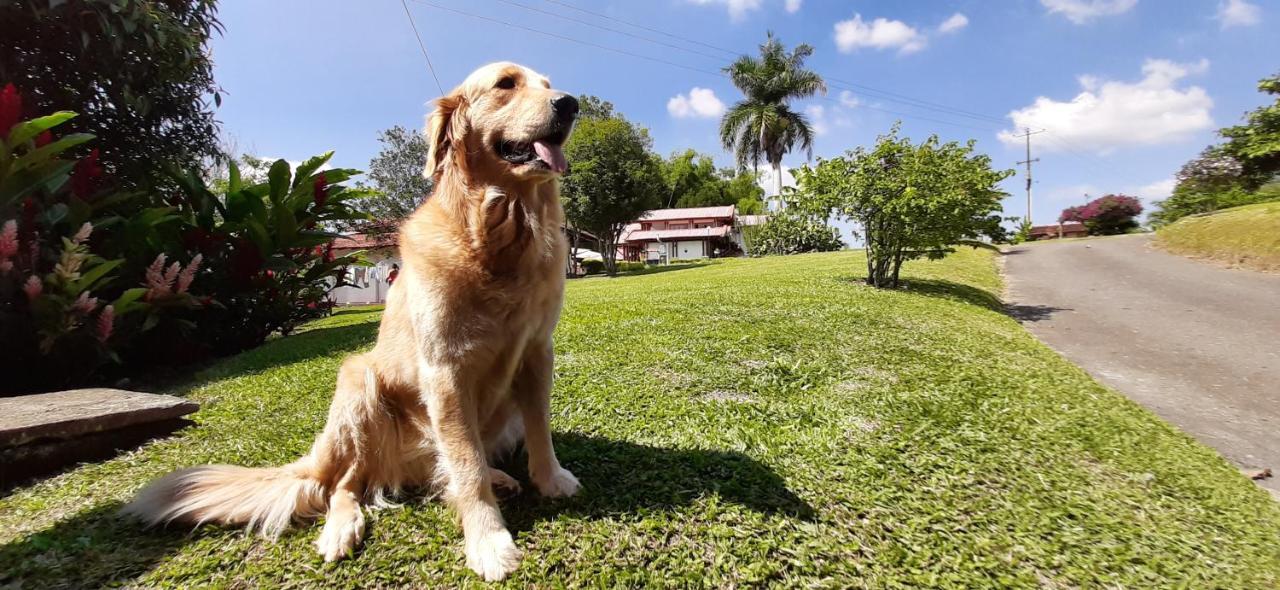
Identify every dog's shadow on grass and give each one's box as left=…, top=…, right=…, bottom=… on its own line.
left=500, top=432, right=815, bottom=532
left=0, top=501, right=196, bottom=589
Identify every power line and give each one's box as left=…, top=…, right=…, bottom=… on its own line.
left=491, top=0, right=729, bottom=62
left=1013, top=128, right=1045, bottom=224
left=407, top=0, right=1005, bottom=133
left=407, top=0, right=725, bottom=77
left=400, top=0, right=445, bottom=95
left=532, top=0, right=1010, bottom=127
left=540, top=0, right=739, bottom=57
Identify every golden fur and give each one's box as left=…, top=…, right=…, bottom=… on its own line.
left=124, top=62, right=580, bottom=581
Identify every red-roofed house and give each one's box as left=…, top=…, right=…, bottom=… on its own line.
left=618, top=206, right=762, bottom=263
left=1028, top=222, right=1088, bottom=240
left=329, top=232, right=401, bottom=305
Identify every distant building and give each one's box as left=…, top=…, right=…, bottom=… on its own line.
left=1029, top=222, right=1088, bottom=241
left=329, top=232, right=400, bottom=305
left=618, top=206, right=768, bottom=263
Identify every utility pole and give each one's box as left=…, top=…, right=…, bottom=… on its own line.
left=1014, top=128, right=1044, bottom=225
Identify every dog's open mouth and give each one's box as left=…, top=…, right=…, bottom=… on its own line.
left=497, top=128, right=569, bottom=174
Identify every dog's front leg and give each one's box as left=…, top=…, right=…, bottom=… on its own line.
left=514, top=341, right=580, bottom=498
left=422, top=363, right=521, bottom=581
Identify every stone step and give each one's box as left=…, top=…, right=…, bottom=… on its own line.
left=0, top=388, right=198, bottom=447
left=0, top=388, right=198, bottom=490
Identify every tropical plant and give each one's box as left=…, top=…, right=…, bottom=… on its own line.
left=743, top=212, right=842, bottom=256
left=0, top=88, right=369, bottom=392
left=0, top=0, right=223, bottom=189
left=793, top=125, right=1011, bottom=288
left=720, top=32, right=825, bottom=203
left=1061, top=194, right=1142, bottom=235
left=560, top=96, right=663, bottom=276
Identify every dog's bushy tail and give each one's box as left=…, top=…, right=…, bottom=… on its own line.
left=122, top=459, right=327, bottom=538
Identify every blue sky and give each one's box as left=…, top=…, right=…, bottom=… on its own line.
left=209, top=0, right=1275, bottom=233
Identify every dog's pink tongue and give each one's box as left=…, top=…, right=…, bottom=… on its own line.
left=533, top=140, right=567, bottom=174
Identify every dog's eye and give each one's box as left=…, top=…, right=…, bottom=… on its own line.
left=495, top=77, right=516, bottom=90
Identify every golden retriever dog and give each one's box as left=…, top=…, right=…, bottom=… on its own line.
left=124, top=62, right=581, bottom=581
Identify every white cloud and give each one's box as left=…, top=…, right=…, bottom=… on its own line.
left=1040, top=0, right=1138, bottom=24
left=938, top=13, right=969, bottom=34
left=685, top=0, right=763, bottom=21
left=1135, top=177, right=1176, bottom=206
left=834, top=14, right=927, bottom=54
left=805, top=105, right=829, bottom=136
left=667, top=87, right=726, bottom=119
left=999, top=58, right=1213, bottom=154
left=838, top=90, right=861, bottom=108
left=1216, top=0, right=1261, bottom=28
left=784, top=0, right=801, bottom=14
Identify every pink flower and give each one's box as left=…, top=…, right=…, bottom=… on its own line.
left=144, top=254, right=169, bottom=300
left=162, top=260, right=180, bottom=290
left=71, top=291, right=99, bottom=315
left=0, top=219, right=17, bottom=259
left=71, top=222, right=92, bottom=245
left=96, top=305, right=115, bottom=343
left=23, top=275, right=42, bottom=301
left=176, top=253, right=202, bottom=294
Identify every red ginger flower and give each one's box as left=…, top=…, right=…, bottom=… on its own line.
left=35, top=130, right=52, bottom=147
left=71, top=149, right=104, bottom=200
left=313, top=173, right=329, bottom=208
left=23, top=275, right=42, bottom=301
left=0, top=84, right=20, bottom=137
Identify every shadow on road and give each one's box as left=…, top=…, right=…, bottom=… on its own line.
left=1005, top=304, right=1071, bottom=323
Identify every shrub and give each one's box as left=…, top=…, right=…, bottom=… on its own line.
left=616, top=261, right=645, bottom=272
left=0, top=96, right=368, bottom=392
left=792, top=125, right=1011, bottom=287
left=745, top=213, right=843, bottom=257
left=581, top=259, right=605, bottom=274
left=1063, top=194, right=1142, bottom=235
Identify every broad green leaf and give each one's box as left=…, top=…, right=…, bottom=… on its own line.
left=292, top=151, right=334, bottom=188
left=11, top=134, right=95, bottom=172
left=6, top=111, right=78, bottom=146
left=267, top=159, right=291, bottom=204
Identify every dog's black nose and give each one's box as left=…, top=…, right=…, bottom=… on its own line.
left=551, top=94, right=579, bottom=121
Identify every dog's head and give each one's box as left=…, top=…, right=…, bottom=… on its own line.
left=423, top=62, right=578, bottom=184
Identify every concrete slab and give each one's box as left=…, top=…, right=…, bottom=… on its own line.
left=0, top=388, right=198, bottom=448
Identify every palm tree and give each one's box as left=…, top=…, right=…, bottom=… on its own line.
left=720, top=32, right=825, bottom=208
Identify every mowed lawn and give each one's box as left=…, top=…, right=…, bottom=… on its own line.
left=1156, top=200, right=1280, bottom=272
left=2, top=249, right=1278, bottom=588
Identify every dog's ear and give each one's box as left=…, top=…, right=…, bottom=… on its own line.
left=423, top=92, right=466, bottom=180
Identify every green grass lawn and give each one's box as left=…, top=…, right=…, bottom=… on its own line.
left=2, top=249, right=1278, bottom=588
left=1156, top=200, right=1280, bottom=272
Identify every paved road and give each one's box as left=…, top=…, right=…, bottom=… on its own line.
left=1004, top=234, right=1280, bottom=496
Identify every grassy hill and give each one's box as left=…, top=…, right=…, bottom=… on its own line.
left=1157, top=200, right=1280, bottom=272
left=2, top=249, right=1277, bottom=588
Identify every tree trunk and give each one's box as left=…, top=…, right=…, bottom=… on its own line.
left=772, top=160, right=783, bottom=210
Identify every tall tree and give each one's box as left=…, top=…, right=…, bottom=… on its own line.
left=560, top=95, right=663, bottom=276
left=357, top=125, right=433, bottom=228
left=1218, top=72, right=1280, bottom=188
left=0, top=0, right=223, bottom=188
left=720, top=32, right=825, bottom=206
left=660, top=150, right=767, bottom=210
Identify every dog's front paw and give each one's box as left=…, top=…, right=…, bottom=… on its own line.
left=465, top=529, right=522, bottom=581
left=315, top=508, right=366, bottom=562
left=533, top=467, right=580, bottom=498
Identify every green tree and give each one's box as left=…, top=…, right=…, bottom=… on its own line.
left=1219, top=72, right=1280, bottom=187
left=659, top=150, right=767, bottom=210
left=743, top=212, right=842, bottom=256
left=720, top=32, right=825, bottom=202
left=794, top=125, right=1012, bottom=288
left=561, top=96, right=663, bottom=276
left=357, top=125, right=433, bottom=228
left=0, top=0, right=223, bottom=188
